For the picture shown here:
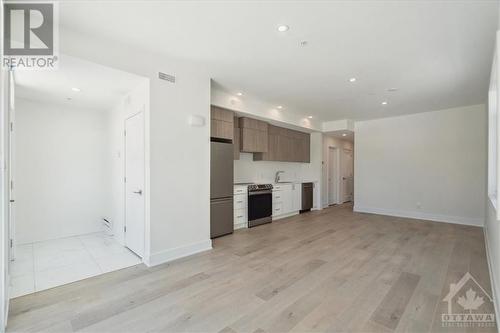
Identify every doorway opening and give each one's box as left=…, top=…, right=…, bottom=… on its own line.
left=323, top=131, right=354, bottom=208
left=328, top=147, right=339, bottom=206
left=8, top=55, right=150, bottom=298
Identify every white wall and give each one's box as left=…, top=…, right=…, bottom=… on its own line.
left=354, top=104, right=487, bottom=226
left=321, top=136, right=354, bottom=208
left=59, top=28, right=211, bottom=266
left=15, top=98, right=109, bottom=244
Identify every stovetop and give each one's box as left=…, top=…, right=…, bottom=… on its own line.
left=248, top=184, right=273, bottom=191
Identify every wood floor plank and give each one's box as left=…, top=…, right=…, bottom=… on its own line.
left=6, top=204, right=495, bottom=333
left=371, top=272, right=421, bottom=330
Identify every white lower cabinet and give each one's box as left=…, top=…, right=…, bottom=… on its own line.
left=292, top=183, right=302, bottom=211
left=234, top=194, right=246, bottom=210
left=273, top=183, right=300, bottom=219
left=233, top=187, right=248, bottom=229
left=234, top=208, right=247, bottom=228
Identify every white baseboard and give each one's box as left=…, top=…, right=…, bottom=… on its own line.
left=483, top=226, right=500, bottom=333
left=353, top=205, right=484, bottom=227
left=145, top=239, right=212, bottom=267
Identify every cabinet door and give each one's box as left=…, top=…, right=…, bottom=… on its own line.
left=302, top=134, right=310, bottom=162
left=211, top=106, right=234, bottom=122
left=239, top=117, right=268, bottom=131
left=292, top=184, right=302, bottom=211
left=241, top=128, right=268, bottom=153
left=282, top=186, right=293, bottom=214
left=211, top=119, right=233, bottom=140
left=233, top=127, right=240, bottom=159
left=240, top=128, right=255, bottom=152
left=256, top=129, right=268, bottom=152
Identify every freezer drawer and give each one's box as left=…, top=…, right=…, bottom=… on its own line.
left=210, top=197, right=234, bottom=238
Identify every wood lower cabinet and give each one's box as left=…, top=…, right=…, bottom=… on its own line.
left=254, top=125, right=310, bottom=163
left=211, top=106, right=234, bottom=140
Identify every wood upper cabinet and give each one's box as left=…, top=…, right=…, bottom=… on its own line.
left=239, top=117, right=268, bottom=153
left=210, top=106, right=233, bottom=140
left=254, top=125, right=310, bottom=163
left=210, top=111, right=309, bottom=162
left=233, top=117, right=240, bottom=160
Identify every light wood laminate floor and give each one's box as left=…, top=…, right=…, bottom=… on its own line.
left=7, top=205, right=496, bottom=332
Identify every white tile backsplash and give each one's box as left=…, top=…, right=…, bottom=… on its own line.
left=234, top=152, right=316, bottom=184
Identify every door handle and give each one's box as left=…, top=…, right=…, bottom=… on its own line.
left=133, top=190, right=143, bottom=195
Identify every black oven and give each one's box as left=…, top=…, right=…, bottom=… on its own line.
left=248, top=184, right=273, bottom=227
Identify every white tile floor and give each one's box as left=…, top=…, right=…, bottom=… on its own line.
left=9, top=232, right=141, bottom=298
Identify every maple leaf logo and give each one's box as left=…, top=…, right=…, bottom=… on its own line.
left=457, top=288, right=484, bottom=313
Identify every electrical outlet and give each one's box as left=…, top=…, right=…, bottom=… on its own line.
left=416, top=202, right=422, bottom=209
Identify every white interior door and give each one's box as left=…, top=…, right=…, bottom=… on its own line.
left=328, top=147, right=337, bottom=205
left=125, top=111, right=145, bottom=257
left=341, top=148, right=354, bottom=203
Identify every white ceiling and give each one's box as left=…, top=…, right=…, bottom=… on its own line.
left=15, top=55, right=145, bottom=111
left=58, top=1, right=498, bottom=120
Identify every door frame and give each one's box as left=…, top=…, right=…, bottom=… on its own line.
left=8, top=72, right=14, bottom=261
left=1, top=67, right=14, bottom=330
left=327, top=146, right=340, bottom=205
left=340, top=148, right=354, bottom=203
left=124, top=109, right=146, bottom=258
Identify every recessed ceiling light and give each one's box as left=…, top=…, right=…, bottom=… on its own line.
left=308, top=116, right=313, bottom=119
left=277, top=25, right=289, bottom=32
left=236, top=92, right=243, bottom=96
left=381, top=101, right=388, bottom=105
left=349, top=78, right=357, bottom=82
left=277, top=105, right=283, bottom=109
left=342, top=133, right=347, bottom=137
left=71, top=87, right=81, bottom=92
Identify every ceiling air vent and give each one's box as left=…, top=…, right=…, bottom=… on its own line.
left=158, top=72, right=176, bottom=83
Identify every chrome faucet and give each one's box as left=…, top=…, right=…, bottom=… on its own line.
left=275, top=171, right=285, bottom=183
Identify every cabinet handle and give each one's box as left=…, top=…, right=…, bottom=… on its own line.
left=237, top=201, right=243, bottom=203
left=276, top=196, right=280, bottom=199
left=237, top=215, right=243, bottom=218
left=275, top=208, right=280, bottom=211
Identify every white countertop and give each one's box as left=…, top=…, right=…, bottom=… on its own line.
left=234, top=180, right=319, bottom=188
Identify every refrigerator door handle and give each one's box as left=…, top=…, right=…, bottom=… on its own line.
left=211, top=197, right=233, bottom=203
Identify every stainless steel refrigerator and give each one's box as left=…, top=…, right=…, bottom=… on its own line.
left=210, top=140, right=234, bottom=238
